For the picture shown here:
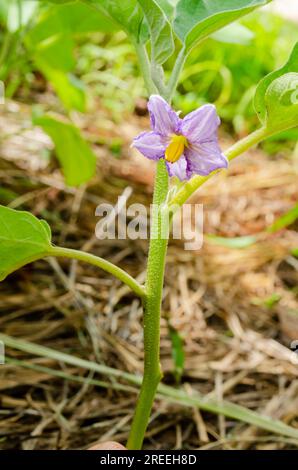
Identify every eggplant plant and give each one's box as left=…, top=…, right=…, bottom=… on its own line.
left=0, top=0, right=298, bottom=450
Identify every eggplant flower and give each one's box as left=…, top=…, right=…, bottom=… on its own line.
left=132, top=95, right=228, bottom=181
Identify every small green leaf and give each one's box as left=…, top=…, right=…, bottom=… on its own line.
left=0, top=205, right=52, bottom=281
left=206, top=234, right=257, bottom=249
left=137, top=0, right=174, bottom=64
left=174, top=0, right=271, bottom=52
left=267, top=203, right=298, bottom=233
left=254, top=42, right=298, bottom=124
left=33, top=114, right=96, bottom=186
left=264, top=72, right=298, bottom=133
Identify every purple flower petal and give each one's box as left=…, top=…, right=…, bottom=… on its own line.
left=132, top=131, right=167, bottom=160
left=166, top=155, right=188, bottom=181
left=148, top=95, right=180, bottom=137
left=181, top=104, right=220, bottom=144
left=185, top=141, right=228, bottom=177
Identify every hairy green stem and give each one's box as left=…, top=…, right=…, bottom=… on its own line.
left=127, top=159, right=169, bottom=450
left=49, top=246, right=145, bottom=298
left=225, top=126, right=271, bottom=161
left=166, top=46, right=187, bottom=101
left=126, top=41, right=178, bottom=449
left=151, top=63, right=167, bottom=97
left=134, top=41, right=158, bottom=96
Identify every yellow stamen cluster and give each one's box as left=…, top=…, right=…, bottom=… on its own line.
left=165, top=134, right=188, bottom=163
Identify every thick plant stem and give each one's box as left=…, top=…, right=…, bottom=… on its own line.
left=49, top=246, right=145, bottom=298
left=127, top=159, right=169, bottom=450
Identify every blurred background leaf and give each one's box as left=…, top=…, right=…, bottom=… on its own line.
left=206, top=235, right=258, bottom=249
left=211, top=23, right=254, bottom=45
left=33, top=114, right=96, bottom=186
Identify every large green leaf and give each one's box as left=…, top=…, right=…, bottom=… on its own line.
left=85, top=0, right=147, bottom=43
left=137, top=0, right=174, bottom=64
left=254, top=42, right=298, bottom=126
left=173, top=0, right=271, bottom=52
left=33, top=114, right=96, bottom=186
left=0, top=205, right=52, bottom=281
